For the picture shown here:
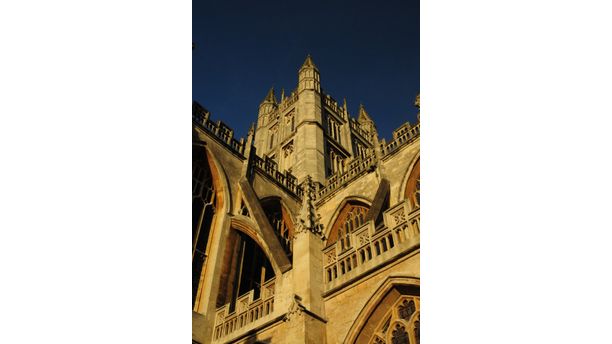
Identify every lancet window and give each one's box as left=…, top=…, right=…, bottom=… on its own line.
left=216, top=230, right=274, bottom=312
left=192, top=156, right=217, bottom=307
left=327, top=115, right=341, bottom=144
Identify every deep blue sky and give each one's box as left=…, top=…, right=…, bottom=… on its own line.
left=193, top=0, right=419, bottom=141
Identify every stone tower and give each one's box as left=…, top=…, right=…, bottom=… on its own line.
left=254, top=55, right=327, bottom=186
left=193, top=57, right=420, bottom=344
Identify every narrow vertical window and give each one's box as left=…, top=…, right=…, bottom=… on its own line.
left=193, top=157, right=216, bottom=308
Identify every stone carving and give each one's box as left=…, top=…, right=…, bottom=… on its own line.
left=398, top=300, right=416, bottom=321
left=392, top=209, right=406, bottom=226
left=216, top=310, right=225, bottom=324
left=325, top=249, right=337, bottom=264
left=374, top=336, right=386, bottom=344
left=391, top=323, right=409, bottom=344
left=294, top=176, right=325, bottom=239
left=264, top=284, right=275, bottom=299
left=283, top=295, right=306, bottom=322
left=358, top=233, right=371, bottom=246
left=239, top=299, right=249, bottom=313
left=283, top=141, right=294, bottom=158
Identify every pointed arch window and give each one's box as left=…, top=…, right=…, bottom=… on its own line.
left=216, top=230, right=274, bottom=313
left=261, top=198, right=294, bottom=257
left=192, top=156, right=217, bottom=307
left=327, top=202, right=369, bottom=251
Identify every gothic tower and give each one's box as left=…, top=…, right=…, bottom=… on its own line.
left=253, top=55, right=327, bottom=186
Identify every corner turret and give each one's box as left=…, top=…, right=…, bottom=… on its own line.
left=298, top=55, right=321, bottom=93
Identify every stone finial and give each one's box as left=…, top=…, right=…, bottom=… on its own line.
left=280, top=88, right=285, bottom=102
left=414, top=93, right=420, bottom=109
left=263, top=87, right=276, bottom=104
left=295, top=176, right=324, bottom=238
left=300, top=54, right=318, bottom=70
left=343, top=98, right=348, bottom=111
left=358, top=103, right=373, bottom=123
left=248, top=122, right=256, bottom=136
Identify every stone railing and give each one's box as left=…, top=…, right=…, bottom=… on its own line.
left=213, top=278, right=276, bottom=341
left=317, top=153, right=377, bottom=200
left=252, top=155, right=304, bottom=199
left=323, top=93, right=347, bottom=117
left=381, top=122, right=420, bottom=157
left=192, top=101, right=246, bottom=157
left=349, top=119, right=372, bottom=142
left=279, top=90, right=298, bottom=111
left=323, top=200, right=420, bottom=289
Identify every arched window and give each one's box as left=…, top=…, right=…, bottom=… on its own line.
left=346, top=281, right=420, bottom=344
left=261, top=198, right=294, bottom=257
left=327, top=201, right=369, bottom=251
left=192, top=155, right=217, bottom=307
left=375, top=296, right=420, bottom=344
left=216, top=230, right=274, bottom=312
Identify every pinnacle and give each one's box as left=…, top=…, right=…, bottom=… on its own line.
left=358, top=103, right=372, bottom=122
left=263, top=87, right=276, bottom=103
left=301, top=54, right=318, bottom=70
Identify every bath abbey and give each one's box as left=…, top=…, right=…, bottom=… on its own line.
left=192, top=56, right=420, bottom=344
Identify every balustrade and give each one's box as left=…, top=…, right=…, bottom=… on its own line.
left=349, top=119, right=371, bottom=142
left=279, top=89, right=298, bottom=110
left=318, top=154, right=376, bottom=200
left=323, top=200, right=420, bottom=287
left=192, top=101, right=246, bottom=157
left=213, top=279, right=276, bottom=341
left=382, top=123, right=420, bottom=157
left=252, top=155, right=303, bottom=198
